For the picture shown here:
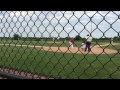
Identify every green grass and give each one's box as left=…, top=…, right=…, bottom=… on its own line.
left=0, top=39, right=108, bottom=48
left=0, top=45, right=120, bottom=79
left=102, top=44, right=120, bottom=50
left=0, top=39, right=119, bottom=79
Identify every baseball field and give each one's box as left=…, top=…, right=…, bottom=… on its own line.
left=0, top=39, right=120, bottom=79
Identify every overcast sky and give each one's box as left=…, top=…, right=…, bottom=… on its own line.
left=0, top=11, right=120, bottom=38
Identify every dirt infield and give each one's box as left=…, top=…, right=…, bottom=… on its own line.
left=35, top=43, right=119, bottom=54
left=0, top=43, right=119, bottom=54
left=38, top=45, right=118, bottom=55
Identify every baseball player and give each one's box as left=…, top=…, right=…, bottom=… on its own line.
left=80, top=41, right=86, bottom=51
left=85, top=34, right=93, bottom=52
left=69, top=37, right=75, bottom=49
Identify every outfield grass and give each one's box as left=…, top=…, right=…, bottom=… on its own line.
left=0, top=45, right=120, bottom=79
left=0, top=39, right=108, bottom=47
left=101, top=44, right=120, bottom=50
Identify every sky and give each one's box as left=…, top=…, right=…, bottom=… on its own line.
left=0, top=11, right=120, bottom=38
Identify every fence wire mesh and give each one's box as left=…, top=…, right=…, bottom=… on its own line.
left=0, top=11, right=120, bottom=79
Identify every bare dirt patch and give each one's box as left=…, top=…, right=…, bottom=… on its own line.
left=38, top=46, right=118, bottom=54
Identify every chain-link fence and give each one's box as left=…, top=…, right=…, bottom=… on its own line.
left=0, top=11, right=120, bottom=79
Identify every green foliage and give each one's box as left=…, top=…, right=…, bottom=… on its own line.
left=75, top=35, right=82, bottom=41
left=13, top=34, right=21, bottom=40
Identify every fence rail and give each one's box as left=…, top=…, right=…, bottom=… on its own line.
left=0, top=71, right=30, bottom=79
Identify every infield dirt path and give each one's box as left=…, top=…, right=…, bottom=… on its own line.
left=0, top=43, right=119, bottom=54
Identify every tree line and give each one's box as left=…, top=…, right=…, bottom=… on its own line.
left=0, top=34, right=120, bottom=42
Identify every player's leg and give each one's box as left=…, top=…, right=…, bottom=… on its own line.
left=85, top=42, right=88, bottom=52
left=81, top=48, right=84, bottom=51
left=88, top=42, right=91, bottom=52
left=69, top=41, right=72, bottom=49
left=71, top=43, right=73, bottom=49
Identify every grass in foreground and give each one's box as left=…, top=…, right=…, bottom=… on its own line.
left=0, top=46, right=120, bottom=79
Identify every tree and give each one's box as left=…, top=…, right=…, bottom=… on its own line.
left=75, top=35, right=81, bottom=40
left=13, top=34, right=21, bottom=40
left=65, top=37, right=70, bottom=40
